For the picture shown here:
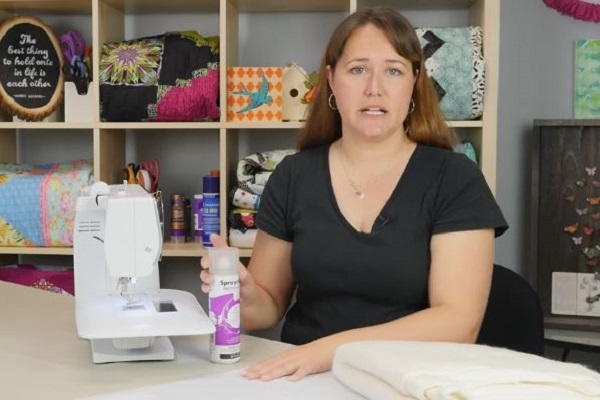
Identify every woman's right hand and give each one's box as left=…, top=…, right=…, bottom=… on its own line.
left=199, top=234, right=254, bottom=295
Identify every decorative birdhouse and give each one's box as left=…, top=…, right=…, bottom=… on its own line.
left=227, top=67, right=283, bottom=122
left=282, top=63, right=309, bottom=121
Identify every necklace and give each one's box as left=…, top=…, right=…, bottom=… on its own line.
left=339, top=147, right=366, bottom=199
left=337, top=143, right=405, bottom=200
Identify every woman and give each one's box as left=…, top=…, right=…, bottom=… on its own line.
left=200, top=7, right=507, bottom=381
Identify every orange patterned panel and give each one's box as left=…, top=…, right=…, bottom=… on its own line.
left=227, top=67, right=283, bottom=122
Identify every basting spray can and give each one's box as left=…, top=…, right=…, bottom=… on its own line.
left=208, top=247, right=240, bottom=363
left=208, top=247, right=240, bottom=364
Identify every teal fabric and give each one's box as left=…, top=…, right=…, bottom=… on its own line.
left=454, top=141, right=478, bottom=164
left=416, top=27, right=485, bottom=120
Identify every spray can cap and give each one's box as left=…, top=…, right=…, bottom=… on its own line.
left=208, top=247, right=239, bottom=275
left=203, top=175, right=219, bottom=193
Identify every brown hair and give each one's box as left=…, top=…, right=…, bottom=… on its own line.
left=297, top=7, right=454, bottom=150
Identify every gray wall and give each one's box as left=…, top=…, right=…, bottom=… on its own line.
left=496, top=0, right=599, bottom=370
left=496, top=1, right=599, bottom=274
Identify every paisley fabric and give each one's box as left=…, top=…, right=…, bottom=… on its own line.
left=0, top=160, right=93, bottom=247
left=415, top=26, right=485, bottom=120
left=100, top=31, right=219, bottom=122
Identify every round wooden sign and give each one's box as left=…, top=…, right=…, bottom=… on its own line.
left=0, top=16, right=64, bottom=121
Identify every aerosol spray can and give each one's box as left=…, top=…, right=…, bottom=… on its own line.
left=208, top=247, right=240, bottom=363
left=202, top=171, right=220, bottom=247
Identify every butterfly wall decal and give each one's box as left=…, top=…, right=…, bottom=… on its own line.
left=587, top=197, right=600, bottom=205
left=585, top=166, right=597, bottom=176
left=583, top=245, right=600, bottom=259
left=586, top=258, right=600, bottom=267
left=564, top=223, right=579, bottom=233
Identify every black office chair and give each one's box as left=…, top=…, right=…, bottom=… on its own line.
left=476, top=264, right=544, bottom=355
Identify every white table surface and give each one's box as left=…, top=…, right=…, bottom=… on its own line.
left=0, top=281, right=297, bottom=400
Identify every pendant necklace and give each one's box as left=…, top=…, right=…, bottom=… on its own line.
left=338, top=144, right=404, bottom=201
left=339, top=150, right=366, bottom=199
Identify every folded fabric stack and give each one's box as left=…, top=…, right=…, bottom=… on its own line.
left=0, top=160, right=93, bottom=247
left=229, top=149, right=295, bottom=248
left=0, top=264, right=74, bottom=295
left=333, top=340, right=600, bottom=400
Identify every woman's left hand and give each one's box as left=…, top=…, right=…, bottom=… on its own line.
left=242, top=338, right=337, bottom=381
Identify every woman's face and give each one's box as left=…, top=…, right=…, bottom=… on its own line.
left=328, top=23, right=417, bottom=142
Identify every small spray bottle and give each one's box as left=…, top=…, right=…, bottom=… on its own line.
left=208, top=247, right=241, bottom=363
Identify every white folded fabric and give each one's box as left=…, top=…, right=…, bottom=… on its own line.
left=332, top=341, right=600, bottom=400
left=229, top=228, right=257, bottom=248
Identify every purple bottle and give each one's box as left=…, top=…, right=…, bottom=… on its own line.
left=170, top=194, right=186, bottom=243
left=208, top=247, right=240, bottom=363
left=192, top=194, right=203, bottom=243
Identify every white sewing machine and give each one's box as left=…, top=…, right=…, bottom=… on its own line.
left=74, top=182, right=214, bottom=363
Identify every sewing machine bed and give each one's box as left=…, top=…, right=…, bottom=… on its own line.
left=76, top=289, right=214, bottom=339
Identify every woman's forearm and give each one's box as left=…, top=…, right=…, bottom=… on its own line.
left=240, top=282, right=286, bottom=331
left=319, top=304, right=482, bottom=348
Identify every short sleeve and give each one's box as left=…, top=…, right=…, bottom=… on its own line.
left=431, top=153, right=508, bottom=237
left=256, top=156, right=294, bottom=241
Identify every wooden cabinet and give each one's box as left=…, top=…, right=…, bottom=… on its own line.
left=0, top=0, right=500, bottom=259
left=531, top=120, right=600, bottom=332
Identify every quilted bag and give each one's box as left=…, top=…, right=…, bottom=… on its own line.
left=0, top=160, right=93, bottom=247
left=415, top=26, right=485, bottom=120
left=100, top=31, right=219, bottom=122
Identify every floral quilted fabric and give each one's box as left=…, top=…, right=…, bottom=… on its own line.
left=0, top=160, right=93, bottom=247
left=415, top=26, right=485, bottom=120
left=100, top=31, right=220, bottom=122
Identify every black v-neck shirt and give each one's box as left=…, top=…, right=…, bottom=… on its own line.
left=256, top=143, right=507, bottom=345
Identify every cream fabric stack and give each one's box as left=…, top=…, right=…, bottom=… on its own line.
left=332, top=341, right=600, bottom=400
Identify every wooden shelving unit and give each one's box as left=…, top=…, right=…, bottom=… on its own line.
left=0, top=0, right=500, bottom=259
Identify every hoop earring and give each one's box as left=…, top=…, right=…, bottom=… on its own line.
left=328, top=93, right=337, bottom=111
left=408, top=98, right=415, bottom=114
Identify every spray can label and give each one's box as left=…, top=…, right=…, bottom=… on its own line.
left=202, top=193, right=219, bottom=246
left=209, top=274, right=240, bottom=361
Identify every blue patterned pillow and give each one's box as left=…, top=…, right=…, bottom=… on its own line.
left=415, top=26, right=485, bottom=120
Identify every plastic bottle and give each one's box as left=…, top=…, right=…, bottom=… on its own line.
left=208, top=247, right=240, bottom=363
left=191, top=194, right=203, bottom=243
left=170, top=194, right=187, bottom=243
left=202, top=171, right=220, bottom=247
